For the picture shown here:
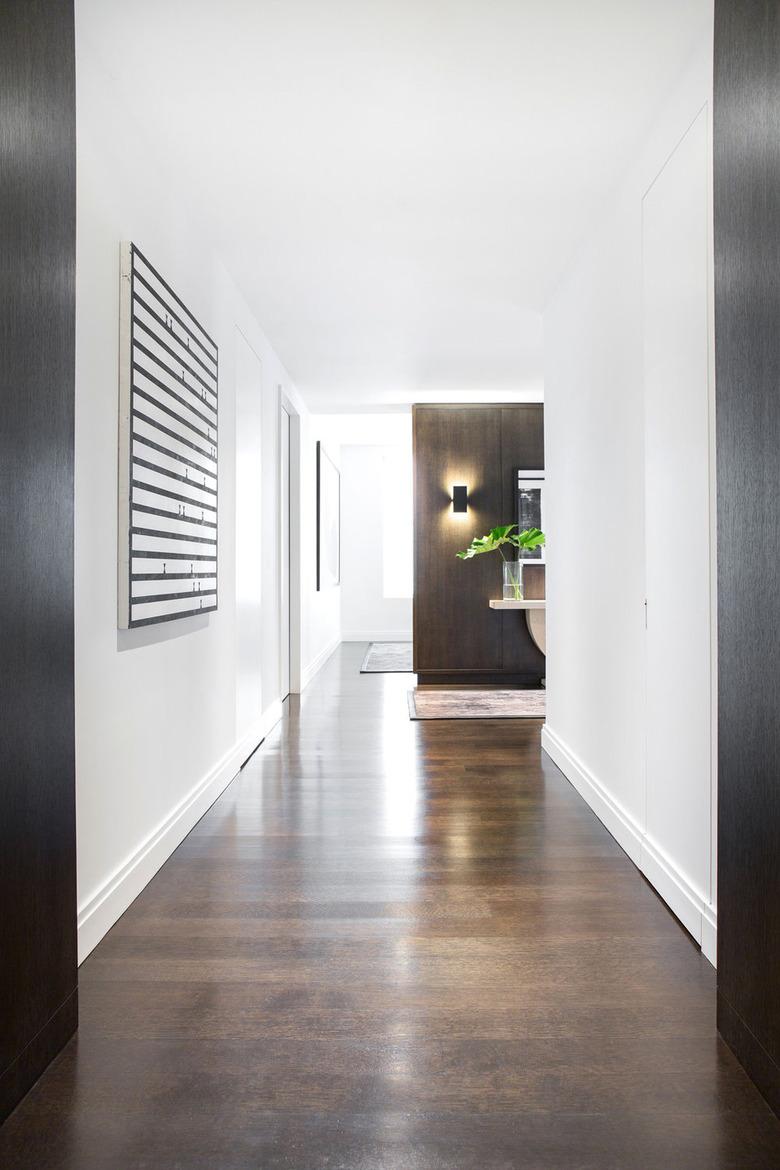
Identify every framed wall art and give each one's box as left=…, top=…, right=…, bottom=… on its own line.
left=516, top=469, right=545, bottom=560
left=118, top=242, right=219, bottom=628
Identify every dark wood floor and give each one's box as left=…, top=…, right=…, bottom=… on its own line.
left=2, top=643, right=780, bottom=1168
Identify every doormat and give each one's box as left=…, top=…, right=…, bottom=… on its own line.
left=407, top=688, right=545, bottom=720
left=360, top=642, right=414, bottom=673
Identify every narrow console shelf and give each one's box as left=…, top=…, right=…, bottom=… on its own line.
left=489, top=599, right=546, bottom=610
left=490, top=598, right=547, bottom=660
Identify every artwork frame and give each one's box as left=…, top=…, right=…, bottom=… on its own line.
left=516, top=469, right=545, bottom=561
left=316, top=440, right=340, bottom=590
left=118, top=242, right=219, bottom=628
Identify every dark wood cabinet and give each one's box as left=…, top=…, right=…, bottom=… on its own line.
left=412, top=404, right=545, bottom=685
left=0, top=0, right=78, bottom=1122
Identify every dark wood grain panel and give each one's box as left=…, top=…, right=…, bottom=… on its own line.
left=714, top=0, right=780, bottom=1117
left=413, top=404, right=544, bottom=680
left=0, top=0, right=78, bottom=1122
left=413, top=406, right=503, bottom=672
left=500, top=404, right=545, bottom=503
left=522, top=564, right=546, bottom=601
left=416, top=670, right=542, bottom=686
left=1, top=646, right=779, bottom=1166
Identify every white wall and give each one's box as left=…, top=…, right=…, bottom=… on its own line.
left=642, top=104, right=716, bottom=960
left=74, top=24, right=339, bottom=961
left=542, top=28, right=717, bottom=964
left=235, top=331, right=265, bottom=737
left=339, top=446, right=413, bottom=642
left=318, top=415, right=413, bottom=643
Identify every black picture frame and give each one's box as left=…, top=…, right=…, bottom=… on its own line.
left=516, top=469, right=545, bottom=560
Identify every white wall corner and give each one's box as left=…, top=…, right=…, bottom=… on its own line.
left=542, top=724, right=716, bottom=968
left=76, top=700, right=283, bottom=964
left=299, top=635, right=341, bottom=692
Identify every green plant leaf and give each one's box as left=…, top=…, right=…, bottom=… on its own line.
left=456, top=522, right=541, bottom=560
left=514, top=527, right=545, bottom=550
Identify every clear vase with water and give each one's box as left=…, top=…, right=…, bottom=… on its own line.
left=502, top=560, right=524, bottom=601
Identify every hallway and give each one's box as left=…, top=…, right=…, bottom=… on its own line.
left=1, top=645, right=778, bottom=1168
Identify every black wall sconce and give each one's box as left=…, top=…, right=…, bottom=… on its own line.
left=452, top=485, right=468, bottom=513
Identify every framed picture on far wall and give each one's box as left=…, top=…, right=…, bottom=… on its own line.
left=516, top=470, right=545, bottom=560
left=316, top=440, right=340, bottom=590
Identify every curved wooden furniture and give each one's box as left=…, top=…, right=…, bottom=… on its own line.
left=489, top=599, right=546, bottom=655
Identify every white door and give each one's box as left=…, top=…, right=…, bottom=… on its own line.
left=642, top=106, right=714, bottom=945
left=280, top=403, right=291, bottom=699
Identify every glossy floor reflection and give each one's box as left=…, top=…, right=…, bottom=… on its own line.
left=2, top=644, right=780, bottom=1168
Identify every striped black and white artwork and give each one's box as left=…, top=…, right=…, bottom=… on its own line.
left=118, top=243, right=218, bottom=628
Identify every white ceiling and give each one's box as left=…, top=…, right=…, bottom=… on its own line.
left=79, top=0, right=710, bottom=412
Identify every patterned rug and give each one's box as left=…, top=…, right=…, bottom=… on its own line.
left=408, top=688, right=546, bottom=720
left=360, top=642, right=414, bottom=673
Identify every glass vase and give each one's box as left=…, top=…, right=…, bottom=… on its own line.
left=502, top=560, right=524, bottom=601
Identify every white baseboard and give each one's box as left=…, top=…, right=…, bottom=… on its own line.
left=341, top=631, right=413, bottom=642
left=541, top=724, right=643, bottom=866
left=77, top=700, right=283, bottom=963
left=299, top=635, right=341, bottom=692
left=541, top=723, right=717, bottom=968
left=701, top=903, right=718, bottom=966
left=639, top=831, right=717, bottom=960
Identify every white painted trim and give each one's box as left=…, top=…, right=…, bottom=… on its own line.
left=639, top=832, right=713, bottom=947
left=341, top=631, right=413, bottom=642
left=77, top=700, right=283, bottom=963
left=280, top=389, right=302, bottom=695
left=279, top=397, right=291, bottom=697
left=701, top=903, right=718, bottom=967
left=542, top=723, right=717, bottom=967
left=541, top=724, right=644, bottom=866
left=300, top=636, right=341, bottom=691
left=705, top=88, right=719, bottom=964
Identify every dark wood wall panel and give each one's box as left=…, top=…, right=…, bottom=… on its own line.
left=413, top=407, right=503, bottom=673
left=0, top=0, right=78, bottom=1122
left=714, top=0, right=780, bottom=1116
left=413, top=404, right=544, bottom=683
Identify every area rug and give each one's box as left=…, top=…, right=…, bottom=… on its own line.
left=407, top=688, right=546, bottom=720
left=360, top=642, right=414, bottom=673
